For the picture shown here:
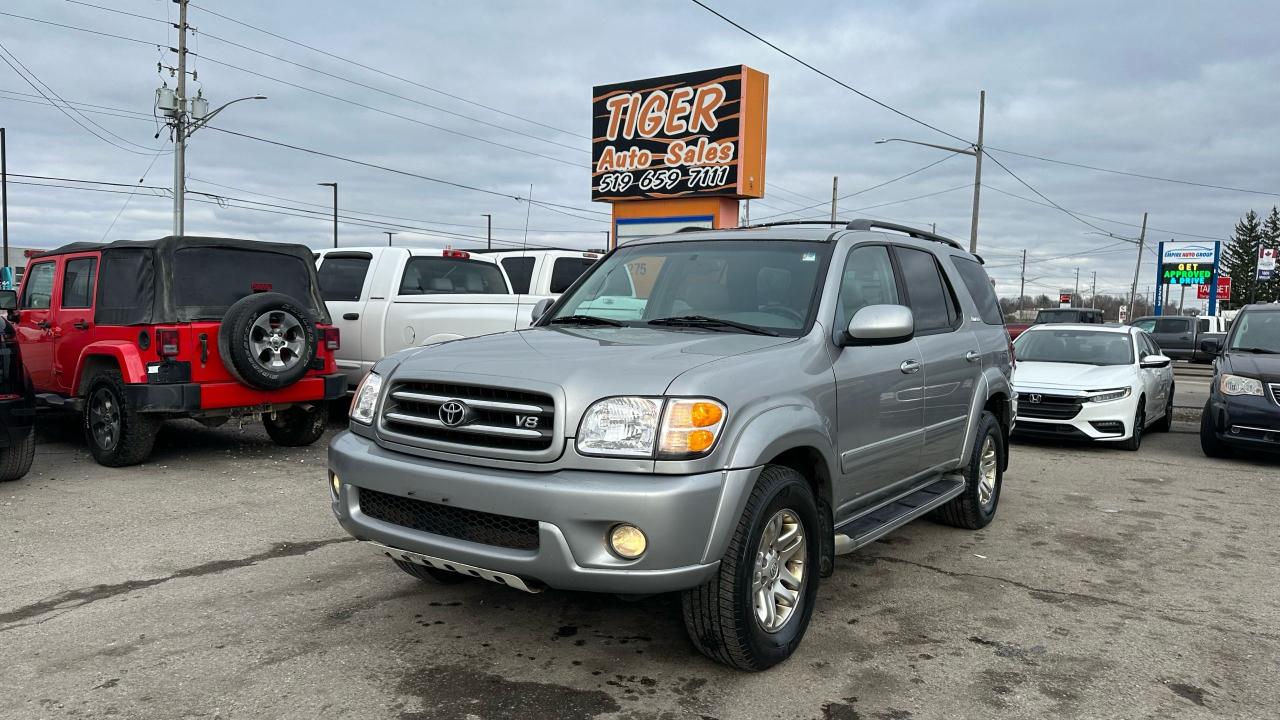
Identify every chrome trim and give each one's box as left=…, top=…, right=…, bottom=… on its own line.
left=1270, top=384, right=1280, bottom=407
left=384, top=412, right=544, bottom=438
left=372, top=542, right=540, bottom=593
left=1230, top=424, right=1280, bottom=436
left=390, top=390, right=546, bottom=414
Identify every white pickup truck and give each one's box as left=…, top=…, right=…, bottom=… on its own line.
left=482, top=249, right=601, bottom=295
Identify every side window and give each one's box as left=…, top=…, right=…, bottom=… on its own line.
left=1197, top=318, right=1210, bottom=333
left=895, top=247, right=959, bottom=333
left=951, top=256, right=1003, bottom=325
left=317, top=254, right=371, bottom=302
left=550, top=257, right=596, bottom=294
left=501, top=257, right=535, bottom=294
left=398, top=257, right=508, bottom=296
left=1133, top=319, right=1156, bottom=333
left=20, top=262, right=55, bottom=309
left=835, top=245, right=899, bottom=330
left=1154, top=318, right=1190, bottom=334
left=61, top=257, right=97, bottom=309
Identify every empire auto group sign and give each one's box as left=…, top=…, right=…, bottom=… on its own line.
left=591, top=65, right=768, bottom=201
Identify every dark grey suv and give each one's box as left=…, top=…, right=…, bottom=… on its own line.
left=329, top=219, right=1016, bottom=670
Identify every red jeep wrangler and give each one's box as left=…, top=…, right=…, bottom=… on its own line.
left=14, top=236, right=345, bottom=466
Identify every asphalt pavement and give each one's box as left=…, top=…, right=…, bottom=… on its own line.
left=2, top=402, right=1277, bottom=720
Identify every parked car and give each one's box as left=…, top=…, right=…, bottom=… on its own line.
left=1011, top=324, right=1173, bottom=450
left=1007, top=307, right=1104, bottom=339
left=328, top=219, right=1015, bottom=670
left=481, top=249, right=601, bottom=296
left=1199, top=304, right=1280, bottom=457
left=14, top=237, right=345, bottom=467
left=315, top=247, right=534, bottom=389
left=0, top=290, right=36, bottom=481
left=1131, top=314, right=1220, bottom=363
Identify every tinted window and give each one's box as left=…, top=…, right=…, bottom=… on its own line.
left=20, top=262, right=55, bottom=309
left=172, top=247, right=313, bottom=313
left=550, top=257, right=596, bottom=293
left=836, top=245, right=900, bottom=330
left=317, top=254, right=371, bottom=302
left=951, top=256, right=1002, bottom=325
left=61, top=257, right=97, bottom=309
left=97, top=249, right=154, bottom=324
left=501, top=257, right=535, bottom=294
left=1154, top=318, right=1191, bottom=334
left=896, top=247, right=958, bottom=333
left=399, top=257, right=508, bottom=295
left=1197, top=318, right=1210, bottom=333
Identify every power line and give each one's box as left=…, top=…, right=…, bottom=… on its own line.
left=980, top=150, right=1113, bottom=235
left=0, top=10, right=158, bottom=47
left=754, top=153, right=963, bottom=221
left=983, top=185, right=1226, bottom=242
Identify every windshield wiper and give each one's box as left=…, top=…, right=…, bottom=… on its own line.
left=1231, top=346, right=1279, bottom=354
left=548, top=314, right=624, bottom=327
left=647, top=315, right=779, bottom=336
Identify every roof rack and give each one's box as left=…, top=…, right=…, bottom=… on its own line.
left=844, top=219, right=963, bottom=250
left=742, top=220, right=849, bottom=229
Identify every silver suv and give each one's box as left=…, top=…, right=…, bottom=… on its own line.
left=329, top=220, right=1015, bottom=670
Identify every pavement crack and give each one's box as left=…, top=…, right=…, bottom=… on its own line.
left=0, top=537, right=354, bottom=631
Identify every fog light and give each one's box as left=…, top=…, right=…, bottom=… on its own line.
left=608, top=524, right=647, bottom=559
left=330, top=472, right=341, bottom=498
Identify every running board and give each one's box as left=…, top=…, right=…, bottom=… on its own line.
left=833, top=474, right=966, bottom=555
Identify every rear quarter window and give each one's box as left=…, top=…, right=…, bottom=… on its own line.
left=950, top=256, right=1003, bottom=325
left=549, top=257, right=597, bottom=294
left=501, top=257, right=535, bottom=294
left=317, top=254, right=372, bottom=302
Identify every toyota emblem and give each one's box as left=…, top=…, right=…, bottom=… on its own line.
left=438, top=400, right=468, bottom=427
left=1028, top=393, right=1042, bottom=404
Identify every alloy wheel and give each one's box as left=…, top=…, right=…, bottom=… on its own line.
left=977, top=435, right=999, bottom=510
left=90, top=388, right=121, bottom=450
left=249, top=311, right=305, bottom=371
left=752, top=508, right=807, bottom=633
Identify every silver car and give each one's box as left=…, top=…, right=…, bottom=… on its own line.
left=329, top=219, right=1015, bottom=670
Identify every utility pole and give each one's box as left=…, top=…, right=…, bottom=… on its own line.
left=171, top=0, right=189, bottom=237
left=383, top=231, right=395, bottom=247
left=1090, top=271, right=1097, bottom=308
left=830, top=176, right=838, bottom=222
left=481, top=214, right=492, bottom=250
left=744, top=199, right=750, bottom=226
left=1127, top=212, right=1147, bottom=324
left=318, top=182, right=337, bottom=247
left=969, top=90, right=985, bottom=255
left=1, top=127, right=8, bottom=271
left=931, top=223, right=937, bottom=234
left=1073, top=267, right=1080, bottom=307
left=1018, top=249, right=1027, bottom=317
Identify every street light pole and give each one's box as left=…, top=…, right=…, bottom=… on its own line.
left=318, top=182, right=337, bottom=248
left=482, top=214, right=492, bottom=250
left=383, top=231, right=395, bottom=247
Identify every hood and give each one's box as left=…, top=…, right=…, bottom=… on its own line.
left=1221, top=352, right=1280, bottom=384
left=391, top=326, right=796, bottom=397
left=1013, top=361, right=1136, bottom=392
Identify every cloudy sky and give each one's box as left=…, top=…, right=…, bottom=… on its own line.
left=2, top=0, right=1278, bottom=307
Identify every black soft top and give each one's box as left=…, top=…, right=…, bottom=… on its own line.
left=35, top=236, right=330, bottom=325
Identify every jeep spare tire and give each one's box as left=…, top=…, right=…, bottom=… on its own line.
left=218, top=292, right=317, bottom=390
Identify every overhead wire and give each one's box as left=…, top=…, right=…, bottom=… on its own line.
left=753, top=153, right=964, bottom=221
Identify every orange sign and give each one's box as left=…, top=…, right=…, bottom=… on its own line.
left=592, top=65, right=768, bottom=202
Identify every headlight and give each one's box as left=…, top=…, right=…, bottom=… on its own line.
left=349, top=372, right=383, bottom=424
left=1220, top=374, right=1263, bottom=396
left=576, top=396, right=727, bottom=459
left=1087, top=387, right=1132, bottom=403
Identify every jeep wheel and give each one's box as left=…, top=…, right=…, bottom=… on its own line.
left=932, top=410, right=1003, bottom=530
left=83, top=369, right=161, bottom=467
left=1153, top=386, right=1174, bottom=433
left=1200, top=403, right=1233, bottom=458
left=263, top=404, right=327, bottom=447
left=219, top=292, right=318, bottom=391
left=681, top=464, right=820, bottom=671
left=392, top=559, right=471, bottom=585
left=0, top=426, right=35, bottom=481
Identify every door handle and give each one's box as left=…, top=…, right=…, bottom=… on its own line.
left=73, top=320, right=90, bottom=330
left=900, top=359, right=921, bottom=374
left=36, top=320, right=50, bottom=330
left=343, top=313, right=360, bottom=321
left=965, top=350, right=980, bottom=363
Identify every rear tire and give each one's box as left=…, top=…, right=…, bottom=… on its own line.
left=393, top=559, right=471, bottom=585
left=933, top=410, right=1003, bottom=530
left=0, top=426, right=35, bottom=481
left=83, top=369, right=160, bottom=467
left=681, top=465, right=820, bottom=671
left=1200, top=403, right=1233, bottom=458
left=263, top=404, right=327, bottom=447
left=1120, top=402, right=1145, bottom=451
left=1153, top=385, right=1174, bottom=433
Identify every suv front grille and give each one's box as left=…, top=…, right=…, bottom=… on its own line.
left=358, top=488, right=539, bottom=550
left=381, top=380, right=555, bottom=452
left=1017, top=393, right=1083, bottom=420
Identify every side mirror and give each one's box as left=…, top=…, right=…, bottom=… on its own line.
left=0, top=289, right=15, bottom=310
left=531, top=297, right=554, bottom=324
left=844, top=304, right=914, bottom=346
left=1199, top=338, right=1222, bottom=356
left=1140, top=354, right=1172, bottom=369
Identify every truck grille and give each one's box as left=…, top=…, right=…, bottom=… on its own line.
left=358, top=488, right=539, bottom=550
left=381, top=380, right=555, bottom=452
left=1017, top=393, right=1083, bottom=420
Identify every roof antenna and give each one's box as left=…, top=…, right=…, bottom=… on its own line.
left=513, top=183, right=533, bottom=330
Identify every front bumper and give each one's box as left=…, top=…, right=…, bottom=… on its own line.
left=126, top=372, right=348, bottom=413
left=1204, top=393, right=1280, bottom=453
left=1012, top=391, right=1138, bottom=442
left=327, top=430, right=754, bottom=594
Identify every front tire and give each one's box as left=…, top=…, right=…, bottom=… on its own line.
left=681, top=465, right=820, bottom=671
left=1120, top=401, right=1145, bottom=451
left=263, top=404, right=327, bottom=447
left=83, top=369, right=161, bottom=467
left=0, top=426, right=35, bottom=481
left=933, top=410, right=1003, bottom=529
left=1200, top=403, right=1232, bottom=458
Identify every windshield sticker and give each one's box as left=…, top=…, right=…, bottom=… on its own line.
left=801, top=252, right=817, bottom=262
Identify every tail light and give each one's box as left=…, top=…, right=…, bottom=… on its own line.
left=156, top=328, right=180, bottom=358
left=442, top=249, right=470, bottom=259
left=321, top=327, right=341, bottom=351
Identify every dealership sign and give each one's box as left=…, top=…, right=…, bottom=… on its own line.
left=1196, top=276, right=1231, bottom=300
left=592, top=65, right=768, bottom=201
left=1160, top=242, right=1217, bottom=286
left=1259, top=247, right=1277, bottom=281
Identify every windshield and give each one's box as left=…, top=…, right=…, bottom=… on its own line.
left=1014, top=329, right=1134, bottom=365
left=544, top=239, right=831, bottom=336
left=1228, top=311, right=1280, bottom=352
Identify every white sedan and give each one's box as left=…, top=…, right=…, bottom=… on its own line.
left=1011, top=323, right=1175, bottom=450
